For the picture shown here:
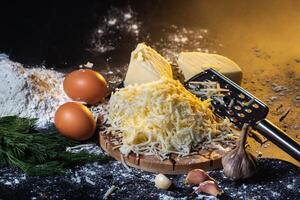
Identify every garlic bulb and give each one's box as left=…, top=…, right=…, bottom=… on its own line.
left=155, top=173, right=172, bottom=190
left=221, top=124, right=257, bottom=180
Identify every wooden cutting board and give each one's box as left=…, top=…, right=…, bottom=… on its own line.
left=99, top=133, right=232, bottom=174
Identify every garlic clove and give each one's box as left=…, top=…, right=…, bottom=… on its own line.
left=185, top=169, right=213, bottom=185
left=221, top=124, right=257, bottom=180
left=196, top=180, right=223, bottom=197
left=155, top=173, right=172, bottom=190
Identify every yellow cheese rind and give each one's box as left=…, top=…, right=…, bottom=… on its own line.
left=124, top=43, right=173, bottom=86
left=177, top=52, right=243, bottom=85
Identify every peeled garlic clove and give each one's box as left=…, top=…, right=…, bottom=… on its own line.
left=185, top=169, right=212, bottom=185
left=155, top=173, right=172, bottom=190
left=196, top=180, right=223, bottom=197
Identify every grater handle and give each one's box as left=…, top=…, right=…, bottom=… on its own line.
left=255, top=119, right=300, bottom=162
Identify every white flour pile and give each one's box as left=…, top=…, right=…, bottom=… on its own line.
left=0, top=54, right=69, bottom=128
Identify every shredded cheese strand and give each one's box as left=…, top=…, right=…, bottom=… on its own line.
left=108, top=77, right=232, bottom=159
left=103, top=185, right=117, bottom=199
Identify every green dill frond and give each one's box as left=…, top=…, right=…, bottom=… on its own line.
left=0, top=116, right=111, bottom=176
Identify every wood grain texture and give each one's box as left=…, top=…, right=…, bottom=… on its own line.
left=99, top=133, right=227, bottom=174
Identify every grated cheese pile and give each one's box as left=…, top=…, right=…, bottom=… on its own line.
left=108, top=77, right=232, bottom=158
left=187, top=81, right=230, bottom=105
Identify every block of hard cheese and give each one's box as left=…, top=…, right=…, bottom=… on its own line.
left=177, top=52, right=243, bottom=85
left=124, top=43, right=173, bottom=86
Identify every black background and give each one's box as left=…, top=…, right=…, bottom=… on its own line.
left=0, top=0, right=196, bottom=70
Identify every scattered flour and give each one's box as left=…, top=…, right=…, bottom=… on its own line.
left=0, top=153, right=299, bottom=199
left=152, top=25, right=219, bottom=64
left=0, top=168, right=26, bottom=186
left=89, top=6, right=141, bottom=53
left=66, top=143, right=104, bottom=155
left=0, top=54, right=69, bottom=128
left=159, top=194, right=187, bottom=200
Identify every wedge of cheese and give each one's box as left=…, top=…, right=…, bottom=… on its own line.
left=177, top=52, right=243, bottom=85
left=124, top=43, right=173, bottom=86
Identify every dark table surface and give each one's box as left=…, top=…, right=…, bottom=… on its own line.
left=0, top=0, right=299, bottom=199
left=0, top=158, right=299, bottom=200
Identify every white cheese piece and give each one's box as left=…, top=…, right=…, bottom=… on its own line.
left=124, top=43, right=173, bottom=86
left=177, top=52, right=243, bottom=85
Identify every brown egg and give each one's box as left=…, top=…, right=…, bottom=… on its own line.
left=63, top=69, right=108, bottom=105
left=54, top=102, right=96, bottom=141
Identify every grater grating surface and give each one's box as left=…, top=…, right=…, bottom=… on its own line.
left=185, top=68, right=269, bottom=129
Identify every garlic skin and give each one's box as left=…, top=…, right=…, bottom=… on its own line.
left=155, top=173, right=172, bottom=190
left=221, top=124, right=257, bottom=180
left=196, top=180, right=223, bottom=197
left=96, top=114, right=104, bottom=125
left=185, top=169, right=213, bottom=185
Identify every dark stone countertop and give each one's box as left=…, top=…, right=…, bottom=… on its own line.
left=0, top=158, right=299, bottom=200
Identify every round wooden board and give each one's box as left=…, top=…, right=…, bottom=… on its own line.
left=99, top=133, right=231, bottom=174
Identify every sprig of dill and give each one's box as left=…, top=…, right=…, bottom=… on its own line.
left=0, top=116, right=111, bottom=176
